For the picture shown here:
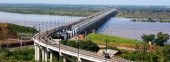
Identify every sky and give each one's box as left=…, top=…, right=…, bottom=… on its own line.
left=0, top=0, right=170, bottom=6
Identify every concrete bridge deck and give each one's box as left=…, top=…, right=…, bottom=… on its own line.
left=33, top=9, right=130, bottom=62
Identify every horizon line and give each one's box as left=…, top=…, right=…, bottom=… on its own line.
left=0, top=3, right=170, bottom=7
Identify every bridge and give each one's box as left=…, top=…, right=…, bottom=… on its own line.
left=33, top=9, right=130, bottom=62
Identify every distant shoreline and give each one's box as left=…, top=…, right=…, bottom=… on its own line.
left=129, top=18, right=170, bottom=23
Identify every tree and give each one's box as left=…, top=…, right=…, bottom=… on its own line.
left=141, top=34, right=155, bottom=43
left=154, top=32, right=169, bottom=46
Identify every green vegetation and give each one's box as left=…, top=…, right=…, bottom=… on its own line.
left=141, top=34, right=155, bottom=43
left=8, top=23, right=38, bottom=33
left=61, top=40, right=99, bottom=52
left=119, top=49, right=159, bottom=62
left=141, top=32, right=170, bottom=46
left=84, top=33, right=169, bottom=62
left=117, top=6, right=170, bottom=19
left=0, top=48, right=34, bottom=62
left=115, top=32, right=170, bottom=62
left=119, top=45, right=170, bottom=62
left=118, top=10, right=170, bottom=19
left=0, top=4, right=101, bottom=16
left=162, top=45, right=170, bottom=62
left=85, top=33, right=143, bottom=45
left=154, top=32, right=170, bottom=46
left=116, top=6, right=170, bottom=23
left=0, top=7, right=98, bottom=16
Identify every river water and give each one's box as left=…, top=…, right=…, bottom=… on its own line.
left=0, top=12, right=170, bottom=44
left=0, top=12, right=82, bottom=31
left=97, top=17, right=170, bottom=44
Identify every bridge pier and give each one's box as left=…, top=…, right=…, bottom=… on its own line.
left=39, top=46, right=53, bottom=62
left=72, top=29, right=75, bottom=36
left=63, top=56, right=66, bottom=62
left=50, top=51, right=53, bottom=62
left=34, top=43, right=40, bottom=61
left=41, top=47, right=45, bottom=61
left=78, top=58, right=82, bottom=62
left=44, top=48, right=48, bottom=62
left=59, top=53, right=67, bottom=62
left=63, top=34, right=67, bottom=40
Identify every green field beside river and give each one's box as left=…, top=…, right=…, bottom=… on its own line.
left=85, top=33, right=143, bottom=45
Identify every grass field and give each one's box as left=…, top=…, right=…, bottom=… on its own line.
left=85, top=33, right=143, bottom=45
left=85, top=33, right=144, bottom=48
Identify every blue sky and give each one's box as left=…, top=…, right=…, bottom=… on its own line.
left=0, top=0, right=169, bottom=6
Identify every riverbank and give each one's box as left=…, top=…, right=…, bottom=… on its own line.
left=129, top=18, right=170, bottom=23
left=117, top=9, right=170, bottom=22
left=117, top=10, right=170, bottom=19
left=0, top=4, right=100, bottom=16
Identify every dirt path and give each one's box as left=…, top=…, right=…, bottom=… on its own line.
left=98, top=45, right=136, bottom=51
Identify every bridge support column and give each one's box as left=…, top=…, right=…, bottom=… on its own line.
left=44, top=48, right=48, bottom=62
left=64, top=34, right=67, bottom=40
left=72, top=29, right=75, bottom=36
left=77, top=58, right=82, bottom=62
left=50, top=51, right=53, bottom=62
left=84, top=31, right=87, bottom=36
left=41, top=48, right=45, bottom=61
left=63, top=57, right=66, bottom=62
left=59, top=53, right=66, bottom=62
left=34, top=43, right=40, bottom=61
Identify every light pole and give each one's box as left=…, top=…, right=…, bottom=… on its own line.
left=104, top=38, right=110, bottom=62
left=42, top=23, right=44, bottom=32
left=61, top=18, right=63, bottom=26
left=58, top=33, right=60, bottom=52
left=75, top=27, right=80, bottom=59
left=57, top=19, right=59, bottom=26
left=38, top=24, right=41, bottom=40
left=106, top=38, right=108, bottom=54
left=33, top=26, right=35, bottom=36
left=39, top=24, right=41, bottom=32
left=50, top=22, right=52, bottom=30
left=46, top=22, right=47, bottom=31
left=76, top=35, right=80, bottom=60
left=55, top=20, right=56, bottom=27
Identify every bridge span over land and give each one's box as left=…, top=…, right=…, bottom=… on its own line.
left=33, top=9, right=130, bottom=62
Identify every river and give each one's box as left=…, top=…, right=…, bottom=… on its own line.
left=0, top=12, right=170, bottom=44
left=97, top=17, right=170, bottom=44
left=0, top=12, right=82, bottom=31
